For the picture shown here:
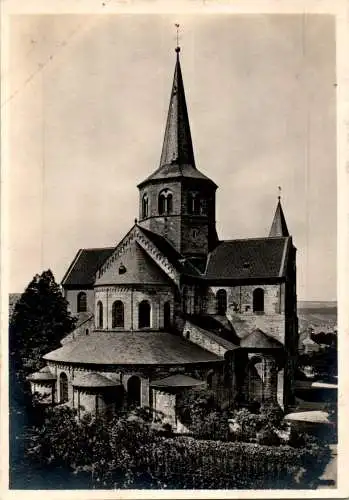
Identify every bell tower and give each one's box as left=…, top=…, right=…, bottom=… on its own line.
left=137, top=46, right=218, bottom=257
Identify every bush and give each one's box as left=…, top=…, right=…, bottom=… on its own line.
left=176, top=387, right=219, bottom=425
left=176, top=387, right=230, bottom=440
left=260, top=402, right=285, bottom=428
left=192, top=410, right=230, bottom=441
left=256, top=426, right=281, bottom=446
left=230, top=408, right=267, bottom=442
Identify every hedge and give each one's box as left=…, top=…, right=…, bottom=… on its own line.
left=132, top=436, right=331, bottom=489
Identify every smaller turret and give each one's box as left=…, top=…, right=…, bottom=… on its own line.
left=269, top=193, right=289, bottom=237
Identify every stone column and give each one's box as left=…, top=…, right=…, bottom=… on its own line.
left=277, top=368, right=284, bottom=409
left=263, top=355, right=278, bottom=403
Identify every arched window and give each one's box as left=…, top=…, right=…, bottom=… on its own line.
left=142, top=194, right=149, bottom=219
left=127, top=376, right=141, bottom=407
left=253, top=288, right=264, bottom=313
left=207, top=370, right=214, bottom=389
left=188, top=192, right=200, bottom=215
left=200, top=198, right=208, bottom=215
left=59, top=372, right=68, bottom=403
left=158, top=193, right=166, bottom=215
left=97, top=301, right=103, bottom=328
left=166, top=193, right=173, bottom=214
left=112, top=300, right=124, bottom=328
left=77, top=292, right=87, bottom=313
left=158, top=190, right=173, bottom=215
left=164, top=301, right=171, bottom=329
left=138, top=300, right=151, bottom=329
left=216, top=289, right=227, bottom=315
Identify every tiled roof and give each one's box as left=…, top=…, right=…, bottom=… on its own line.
left=205, top=237, right=290, bottom=280
left=75, top=312, right=94, bottom=328
left=150, top=374, right=205, bottom=388
left=240, top=329, right=283, bottom=349
left=72, top=372, right=122, bottom=388
left=43, top=332, right=222, bottom=365
left=185, top=314, right=241, bottom=346
left=140, top=164, right=215, bottom=186
left=62, top=248, right=114, bottom=287
left=27, top=366, right=57, bottom=381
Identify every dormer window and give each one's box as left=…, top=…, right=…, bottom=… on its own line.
left=158, top=189, right=173, bottom=215
left=142, top=194, right=149, bottom=218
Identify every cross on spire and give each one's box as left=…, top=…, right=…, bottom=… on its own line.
left=175, top=23, right=180, bottom=52
left=278, top=186, right=282, bottom=201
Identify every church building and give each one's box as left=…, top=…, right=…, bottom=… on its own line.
left=28, top=45, right=299, bottom=427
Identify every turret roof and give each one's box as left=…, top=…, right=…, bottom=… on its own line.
left=269, top=199, right=290, bottom=237
left=138, top=48, right=216, bottom=188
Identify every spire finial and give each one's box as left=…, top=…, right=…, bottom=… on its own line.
left=278, top=186, right=282, bottom=201
left=175, top=23, right=180, bottom=53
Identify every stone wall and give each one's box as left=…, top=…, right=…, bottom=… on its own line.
left=45, top=361, right=223, bottom=418
left=206, top=284, right=286, bottom=344
left=64, top=289, right=94, bottom=315
left=94, top=285, right=175, bottom=331
left=29, top=381, right=55, bottom=404
left=152, top=390, right=177, bottom=426
left=74, top=390, right=97, bottom=416
left=182, top=320, right=230, bottom=358
left=138, top=180, right=216, bottom=257
left=139, top=181, right=182, bottom=252
left=61, top=315, right=94, bottom=344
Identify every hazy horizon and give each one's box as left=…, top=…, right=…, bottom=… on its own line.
left=7, top=14, right=336, bottom=301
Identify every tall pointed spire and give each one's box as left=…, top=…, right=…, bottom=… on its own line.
left=159, top=46, right=195, bottom=168
left=269, top=192, right=290, bottom=237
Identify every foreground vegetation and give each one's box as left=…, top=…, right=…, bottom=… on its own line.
left=16, top=400, right=330, bottom=490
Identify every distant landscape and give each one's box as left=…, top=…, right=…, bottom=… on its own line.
left=297, top=301, right=337, bottom=332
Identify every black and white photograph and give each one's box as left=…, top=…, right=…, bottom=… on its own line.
left=3, top=3, right=346, bottom=495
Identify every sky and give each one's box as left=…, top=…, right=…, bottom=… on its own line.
left=7, top=14, right=336, bottom=300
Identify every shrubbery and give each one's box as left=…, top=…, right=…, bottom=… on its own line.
left=146, top=436, right=330, bottom=489
left=176, top=387, right=230, bottom=441
left=229, top=402, right=289, bottom=445
left=25, top=405, right=330, bottom=489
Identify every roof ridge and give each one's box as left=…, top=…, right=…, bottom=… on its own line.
left=81, top=246, right=115, bottom=251
left=220, top=236, right=289, bottom=243
left=61, top=249, right=83, bottom=286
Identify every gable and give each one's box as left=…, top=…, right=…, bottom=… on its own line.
left=95, top=239, right=174, bottom=286
left=240, top=328, right=283, bottom=349
left=97, top=225, right=182, bottom=286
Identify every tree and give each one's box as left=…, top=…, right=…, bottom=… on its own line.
left=10, top=269, right=76, bottom=376
left=176, top=388, right=229, bottom=441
